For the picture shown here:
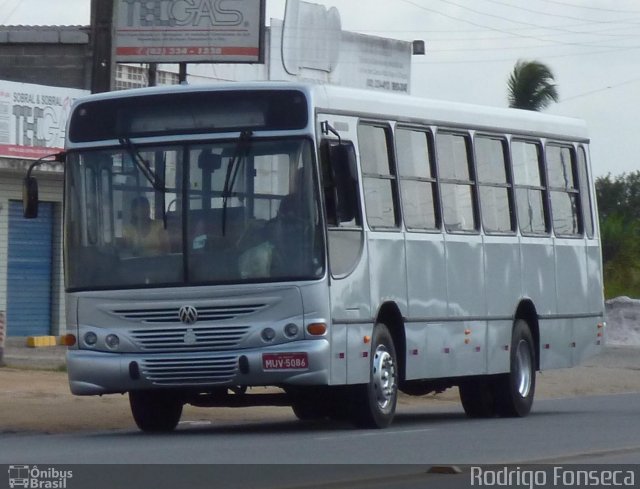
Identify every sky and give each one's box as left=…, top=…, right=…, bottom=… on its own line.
left=2, top=0, right=639, bottom=177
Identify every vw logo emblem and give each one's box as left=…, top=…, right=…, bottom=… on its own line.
left=178, top=305, right=198, bottom=325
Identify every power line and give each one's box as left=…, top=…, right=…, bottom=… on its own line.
left=560, top=76, right=640, bottom=103
left=347, top=23, right=640, bottom=40
left=534, top=0, right=640, bottom=14
left=0, top=0, right=21, bottom=24
left=434, top=0, right=640, bottom=31
left=425, top=40, right=640, bottom=53
left=476, top=0, right=640, bottom=24
left=396, top=0, right=640, bottom=50
left=412, top=43, right=640, bottom=64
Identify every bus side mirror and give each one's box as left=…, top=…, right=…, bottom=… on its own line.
left=322, top=140, right=358, bottom=224
left=23, top=176, right=39, bottom=219
left=22, top=151, right=66, bottom=219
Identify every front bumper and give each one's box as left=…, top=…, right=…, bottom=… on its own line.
left=67, top=339, right=330, bottom=395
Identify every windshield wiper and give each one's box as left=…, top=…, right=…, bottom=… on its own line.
left=222, top=129, right=253, bottom=236
left=119, top=137, right=166, bottom=193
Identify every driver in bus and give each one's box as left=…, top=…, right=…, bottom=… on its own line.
left=123, top=196, right=170, bottom=256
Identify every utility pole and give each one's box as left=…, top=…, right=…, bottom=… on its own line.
left=148, top=63, right=158, bottom=87
left=90, top=0, right=115, bottom=93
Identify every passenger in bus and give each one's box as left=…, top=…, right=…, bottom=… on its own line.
left=123, top=196, right=170, bottom=256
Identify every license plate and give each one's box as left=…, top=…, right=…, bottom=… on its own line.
left=262, top=353, right=309, bottom=370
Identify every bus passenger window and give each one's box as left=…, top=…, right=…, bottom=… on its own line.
left=512, top=140, right=548, bottom=235
left=358, top=123, right=399, bottom=229
left=577, top=147, right=594, bottom=238
left=546, top=144, right=581, bottom=236
left=475, top=136, right=514, bottom=233
left=436, top=132, right=477, bottom=232
left=396, top=128, right=439, bottom=231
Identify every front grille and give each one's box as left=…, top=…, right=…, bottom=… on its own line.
left=113, top=304, right=266, bottom=324
left=130, top=325, right=251, bottom=351
left=140, top=355, right=237, bottom=386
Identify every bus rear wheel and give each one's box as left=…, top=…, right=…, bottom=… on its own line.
left=350, top=323, right=398, bottom=428
left=129, top=390, right=183, bottom=432
left=459, top=319, right=536, bottom=418
left=494, top=319, right=536, bottom=417
left=459, top=377, right=497, bottom=418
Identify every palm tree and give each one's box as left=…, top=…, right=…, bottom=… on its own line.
left=507, top=60, right=559, bottom=111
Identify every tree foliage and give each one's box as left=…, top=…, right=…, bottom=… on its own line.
left=595, top=172, right=640, bottom=298
left=507, top=60, right=559, bottom=111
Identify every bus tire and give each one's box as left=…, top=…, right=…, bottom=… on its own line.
left=291, top=401, right=327, bottom=421
left=351, top=323, right=398, bottom=428
left=459, top=378, right=496, bottom=418
left=494, top=319, right=536, bottom=417
left=129, top=390, right=183, bottom=432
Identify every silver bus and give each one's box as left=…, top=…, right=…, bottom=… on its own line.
left=24, top=82, right=605, bottom=431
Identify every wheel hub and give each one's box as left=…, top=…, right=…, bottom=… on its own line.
left=514, top=339, right=533, bottom=398
left=372, top=346, right=397, bottom=409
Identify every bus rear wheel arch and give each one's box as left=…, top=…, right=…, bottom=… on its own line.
left=459, top=318, right=536, bottom=418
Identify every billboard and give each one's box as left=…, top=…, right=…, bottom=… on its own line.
left=0, top=81, right=88, bottom=160
left=272, top=17, right=411, bottom=94
left=114, top=0, right=266, bottom=63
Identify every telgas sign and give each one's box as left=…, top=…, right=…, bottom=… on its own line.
left=114, top=0, right=265, bottom=63
left=0, top=81, right=88, bottom=160
left=119, top=0, right=244, bottom=28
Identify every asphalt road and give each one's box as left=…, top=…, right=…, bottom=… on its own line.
left=2, top=393, right=639, bottom=465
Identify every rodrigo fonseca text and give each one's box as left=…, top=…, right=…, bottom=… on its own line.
left=471, top=466, right=635, bottom=488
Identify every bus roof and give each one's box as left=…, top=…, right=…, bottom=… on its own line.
left=74, top=81, right=589, bottom=142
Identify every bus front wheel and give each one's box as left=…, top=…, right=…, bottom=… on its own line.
left=129, top=390, right=183, bottom=432
left=350, top=323, right=398, bottom=429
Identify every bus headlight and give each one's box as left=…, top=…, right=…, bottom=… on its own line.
left=284, top=323, right=299, bottom=338
left=105, top=334, right=120, bottom=350
left=84, top=332, right=98, bottom=347
left=261, top=328, right=276, bottom=342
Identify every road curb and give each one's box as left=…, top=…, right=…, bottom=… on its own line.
left=26, top=336, right=59, bottom=347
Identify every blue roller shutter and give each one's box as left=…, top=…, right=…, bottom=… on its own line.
left=6, top=200, right=53, bottom=336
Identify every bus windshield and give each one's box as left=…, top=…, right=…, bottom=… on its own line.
left=64, top=137, right=324, bottom=290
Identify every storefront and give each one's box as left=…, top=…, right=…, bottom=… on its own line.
left=0, top=80, right=88, bottom=336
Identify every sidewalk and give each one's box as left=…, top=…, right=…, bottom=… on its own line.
left=1, top=336, right=67, bottom=369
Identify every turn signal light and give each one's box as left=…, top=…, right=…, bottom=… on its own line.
left=61, top=334, right=76, bottom=346
left=306, top=323, right=327, bottom=336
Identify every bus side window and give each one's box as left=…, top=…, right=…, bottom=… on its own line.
left=395, top=127, right=439, bottom=231
left=475, top=135, right=514, bottom=234
left=358, top=123, right=399, bottom=229
left=577, top=146, right=594, bottom=239
left=546, top=144, right=582, bottom=237
left=320, top=139, right=360, bottom=227
left=321, top=139, right=364, bottom=277
left=512, top=139, right=549, bottom=235
left=436, top=131, right=478, bottom=232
